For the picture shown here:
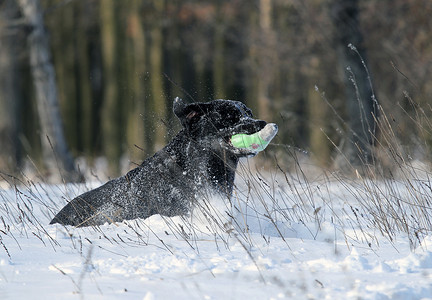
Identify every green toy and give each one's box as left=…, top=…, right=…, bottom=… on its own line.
left=231, top=123, right=278, bottom=152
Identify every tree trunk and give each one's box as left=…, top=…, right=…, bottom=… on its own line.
left=17, top=0, right=80, bottom=182
left=308, top=60, right=330, bottom=167
left=149, top=0, right=166, bottom=151
left=126, top=0, right=146, bottom=163
left=75, top=1, right=94, bottom=157
left=256, top=0, right=275, bottom=121
left=331, top=0, right=377, bottom=170
left=0, top=0, right=21, bottom=175
left=213, top=4, right=225, bottom=99
left=100, top=0, right=122, bottom=176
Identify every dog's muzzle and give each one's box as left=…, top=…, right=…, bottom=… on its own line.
left=220, top=120, right=277, bottom=156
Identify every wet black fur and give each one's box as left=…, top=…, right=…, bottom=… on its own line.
left=50, top=98, right=267, bottom=227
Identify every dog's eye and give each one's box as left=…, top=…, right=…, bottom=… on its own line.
left=225, top=113, right=241, bottom=124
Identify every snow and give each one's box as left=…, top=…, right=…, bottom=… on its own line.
left=1, top=166, right=432, bottom=299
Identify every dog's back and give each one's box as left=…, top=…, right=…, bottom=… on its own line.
left=51, top=132, right=196, bottom=226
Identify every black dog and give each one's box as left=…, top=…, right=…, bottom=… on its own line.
left=50, top=98, right=272, bottom=227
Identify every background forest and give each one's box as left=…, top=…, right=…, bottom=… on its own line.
left=1, top=0, right=432, bottom=181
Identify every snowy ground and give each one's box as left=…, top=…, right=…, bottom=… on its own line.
left=1, top=164, right=432, bottom=299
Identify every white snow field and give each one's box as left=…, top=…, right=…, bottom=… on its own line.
left=1, top=162, right=432, bottom=299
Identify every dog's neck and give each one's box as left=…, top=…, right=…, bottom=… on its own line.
left=165, top=130, right=238, bottom=198
left=206, top=148, right=238, bottom=197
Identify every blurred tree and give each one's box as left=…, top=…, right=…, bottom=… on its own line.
left=46, top=0, right=103, bottom=161
left=125, top=0, right=147, bottom=163
left=17, top=0, right=81, bottom=181
left=331, top=0, right=378, bottom=170
left=100, top=0, right=122, bottom=176
left=73, top=1, right=94, bottom=157
left=212, top=2, right=226, bottom=99
left=360, top=0, right=432, bottom=156
left=256, top=0, right=274, bottom=121
left=0, top=0, right=21, bottom=175
left=149, top=0, right=167, bottom=152
left=307, top=58, right=330, bottom=167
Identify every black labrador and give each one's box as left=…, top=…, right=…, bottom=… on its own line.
left=50, top=98, right=275, bottom=226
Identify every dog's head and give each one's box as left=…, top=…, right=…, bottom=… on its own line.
left=173, top=97, right=268, bottom=156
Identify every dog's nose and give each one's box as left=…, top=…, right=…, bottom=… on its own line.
left=234, top=118, right=267, bottom=134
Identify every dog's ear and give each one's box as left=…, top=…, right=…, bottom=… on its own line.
left=173, top=97, right=186, bottom=117
left=173, top=97, right=206, bottom=130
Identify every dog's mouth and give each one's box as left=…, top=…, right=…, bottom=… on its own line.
left=220, top=120, right=274, bottom=156
left=221, top=136, right=256, bottom=156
